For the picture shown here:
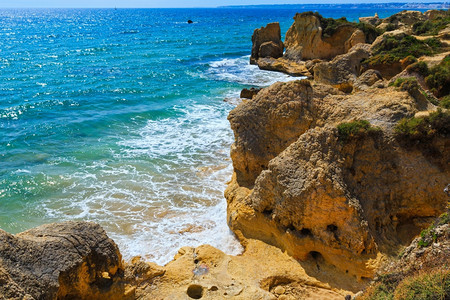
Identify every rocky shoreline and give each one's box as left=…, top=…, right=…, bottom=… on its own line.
left=1, top=9, right=449, bottom=300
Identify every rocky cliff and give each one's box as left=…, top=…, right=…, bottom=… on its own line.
left=284, top=13, right=365, bottom=61
left=226, top=73, right=449, bottom=280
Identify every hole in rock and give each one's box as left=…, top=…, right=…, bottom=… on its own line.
left=300, top=228, right=312, bottom=236
left=263, top=209, right=273, bottom=216
left=210, top=286, right=218, bottom=291
left=285, top=224, right=296, bottom=231
left=194, top=259, right=199, bottom=264
left=308, top=251, right=323, bottom=261
left=187, top=284, right=204, bottom=299
left=326, top=224, right=338, bottom=232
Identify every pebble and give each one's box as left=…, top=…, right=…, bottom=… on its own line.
left=274, top=285, right=285, bottom=295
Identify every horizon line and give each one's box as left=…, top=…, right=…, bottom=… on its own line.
left=0, top=2, right=448, bottom=9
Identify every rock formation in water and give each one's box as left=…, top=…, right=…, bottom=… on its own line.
left=240, top=87, right=262, bottom=99
left=250, top=22, right=284, bottom=64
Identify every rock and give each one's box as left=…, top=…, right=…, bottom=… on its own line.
left=256, top=57, right=311, bottom=77
left=438, top=24, right=450, bottom=40
left=259, top=41, right=284, bottom=60
left=274, top=285, right=285, bottom=295
left=344, top=30, right=366, bottom=53
left=378, top=11, right=426, bottom=33
left=313, top=43, right=371, bottom=92
left=226, top=78, right=448, bottom=278
left=284, top=13, right=365, bottom=61
left=133, top=240, right=351, bottom=299
left=364, top=30, right=408, bottom=79
left=355, top=69, right=383, bottom=89
left=240, top=87, right=262, bottom=99
left=359, top=14, right=381, bottom=26
left=0, top=221, right=125, bottom=300
left=251, top=22, right=284, bottom=64
left=228, top=79, right=333, bottom=187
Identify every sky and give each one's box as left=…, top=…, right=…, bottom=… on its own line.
left=0, top=0, right=446, bottom=8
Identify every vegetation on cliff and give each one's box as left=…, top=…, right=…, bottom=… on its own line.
left=412, top=10, right=450, bottom=36
left=394, top=109, right=450, bottom=141
left=299, top=11, right=381, bottom=42
left=425, top=55, right=450, bottom=98
left=365, top=35, right=442, bottom=66
left=362, top=211, right=450, bottom=300
left=337, top=120, right=381, bottom=141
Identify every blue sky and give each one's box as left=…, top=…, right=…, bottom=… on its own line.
left=0, top=0, right=445, bottom=8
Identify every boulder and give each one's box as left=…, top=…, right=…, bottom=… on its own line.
left=313, top=43, right=371, bottom=92
left=284, top=13, right=365, bottom=61
left=0, top=221, right=125, bottom=300
left=359, top=13, right=381, bottom=26
left=258, top=41, right=283, bottom=59
left=256, top=57, right=312, bottom=77
left=250, top=22, right=284, bottom=64
left=355, top=69, right=383, bottom=87
left=240, top=87, right=262, bottom=99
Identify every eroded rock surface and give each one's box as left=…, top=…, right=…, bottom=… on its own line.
left=226, top=77, right=448, bottom=279
left=284, top=13, right=365, bottom=61
left=133, top=240, right=355, bottom=299
left=314, top=43, right=372, bottom=92
left=0, top=221, right=125, bottom=300
left=250, top=22, right=284, bottom=64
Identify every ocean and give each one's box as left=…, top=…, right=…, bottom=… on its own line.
left=0, top=6, right=432, bottom=264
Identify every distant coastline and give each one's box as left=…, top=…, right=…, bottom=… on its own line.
left=220, top=2, right=450, bottom=10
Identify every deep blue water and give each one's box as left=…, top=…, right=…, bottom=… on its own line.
left=0, top=7, right=425, bottom=263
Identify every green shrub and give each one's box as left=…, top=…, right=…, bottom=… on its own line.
left=418, top=227, right=437, bottom=248
left=438, top=212, right=450, bottom=226
left=425, top=55, right=450, bottom=98
left=394, top=270, right=450, bottom=300
left=395, top=109, right=450, bottom=141
left=389, top=77, right=417, bottom=87
left=385, top=23, right=397, bottom=32
left=440, top=95, right=450, bottom=109
left=406, top=61, right=429, bottom=76
left=412, top=10, right=450, bottom=36
left=337, top=120, right=381, bottom=141
left=365, top=35, right=442, bottom=67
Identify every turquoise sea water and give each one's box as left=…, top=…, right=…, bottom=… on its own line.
left=0, top=7, right=429, bottom=263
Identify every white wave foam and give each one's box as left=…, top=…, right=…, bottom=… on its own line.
left=206, top=55, right=295, bottom=87
left=38, top=100, right=243, bottom=265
